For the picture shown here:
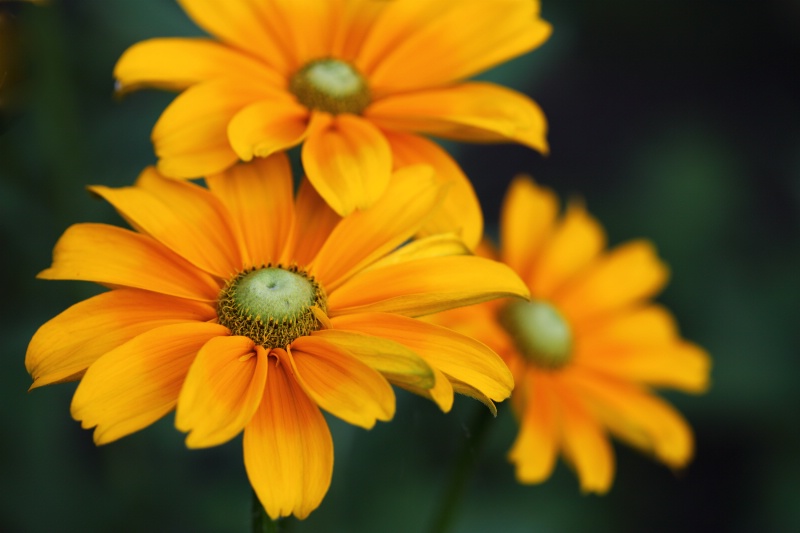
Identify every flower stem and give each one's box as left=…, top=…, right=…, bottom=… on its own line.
left=252, top=490, right=282, bottom=533
left=427, top=404, right=494, bottom=533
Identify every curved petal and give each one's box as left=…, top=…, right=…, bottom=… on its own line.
left=501, top=176, right=558, bottom=281
left=557, top=241, right=670, bottom=323
left=312, top=328, right=434, bottom=390
left=286, top=336, right=395, bottom=429
left=38, top=223, right=220, bottom=301
left=206, top=154, right=295, bottom=268
left=176, top=336, right=267, bottom=447
left=565, top=370, right=695, bottom=468
left=177, top=0, right=295, bottom=75
left=310, top=164, right=442, bottom=291
left=243, top=356, right=333, bottom=520
left=330, top=312, right=513, bottom=402
left=228, top=97, right=310, bottom=162
left=302, top=113, right=393, bottom=215
left=554, top=380, right=615, bottom=493
left=367, top=82, right=548, bottom=153
left=509, top=371, right=560, bottom=484
left=90, top=169, right=241, bottom=278
left=361, top=233, right=470, bottom=274
left=280, top=178, right=341, bottom=266
left=529, top=200, right=606, bottom=298
left=399, top=366, right=455, bottom=413
left=71, top=322, right=228, bottom=445
left=359, top=0, right=550, bottom=93
left=328, top=255, right=529, bottom=317
left=114, top=38, right=280, bottom=94
left=152, top=79, right=278, bottom=178
left=385, top=131, right=482, bottom=249
left=27, top=289, right=215, bottom=389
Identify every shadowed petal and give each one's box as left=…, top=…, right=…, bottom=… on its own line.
left=244, top=356, right=333, bottom=520
left=71, top=322, right=228, bottom=445
left=228, top=97, right=310, bottom=162
left=27, top=289, right=214, bottom=389
left=509, top=370, right=559, bottom=483
left=177, top=337, right=267, bottom=448
left=280, top=178, right=341, bottom=266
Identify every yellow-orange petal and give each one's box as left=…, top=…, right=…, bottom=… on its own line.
left=114, top=38, right=280, bottom=94
left=177, top=338, right=267, bottom=448
left=385, top=131, right=483, bottom=250
left=206, top=154, right=294, bottom=268
left=27, top=289, right=215, bottom=390
left=509, top=371, right=560, bottom=484
left=152, top=79, right=276, bottom=178
left=38, top=223, right=220, bottom=301
left=302, top=113, right=393, bottom=215
left=312, top=328, right=434, bottom=390
left=286, top=336, right=395, bottom=429
left=359, top=0, right=550, bottom=94
left=566, top=370, right=695, bottom=468
left=361, top=233, right=470, bottom=274
left=555, top=381, right=615, bottom=493
left=71, top=322, right=228, bottom=445
left=330, top=312, right=513, bottom=402
left=557, top=241, right=670, bottom=323
left=177, top=0, right=294, bottom=75
left=529, top=200, right=606, bottom=298
left=328, top=255, right=529, bottom=317
left=500, top=176, right=558, bottom=279
left=366, top=82, right=548, bottom=153
left=228, top=97, right=310, bottom=162
left=243, top=357, right=333, bottom=520
left=400, top=366, right=456, bottom=413
left=310, top=164, right=441, bottom=291
left=90, top=170, right=240, bottom=279
left=280, top=177, right=341, bottom=266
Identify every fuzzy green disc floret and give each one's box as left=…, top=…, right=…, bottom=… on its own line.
left=499, top=299, right=573, bottom=370
left=289, top=58, right=370, bottom=115
left=217, top=265, right=327, bottom=349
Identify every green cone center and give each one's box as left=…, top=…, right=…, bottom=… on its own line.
left=289, top=58, right=370, bottom=115
left=499, top=300, right=573, bottom=370
left=217, top=265, right=327, bottom=349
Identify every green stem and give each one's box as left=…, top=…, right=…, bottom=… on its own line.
left=427, top=404, right=494, bottom=533
left=252, top=490, right=281, bottom=533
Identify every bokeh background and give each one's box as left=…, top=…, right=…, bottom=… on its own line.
left=2, top=1, right=798, bottom=532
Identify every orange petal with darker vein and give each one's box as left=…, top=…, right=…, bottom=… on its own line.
left=114, top=38, right=279, bottom=94
left=328, top=255, right=529, bottom=318
left=206, top=154, right=295, bottom=268
left=302, top=113, right=392, bottom=216
left=228, top=97, right=309, bottom=162
left=244, top=356, right=333, bottom=520
left=39, top=223, right=220, bottom=301
left=509, top=370, right=560, bottom=484
left=71, top=322, right=229, bottom=445
left=153, top=79, right=277, bottom=178
left=90, top=169, right=241, bottom=279
left=287, top=336, right=395, bottom=429
left=366, top=83, right=548, bottom=153
left=27, top=289, right=215, bottom=390
left=280, top=178, right=341, bottom=266
left=310, top=164, right=441, bottom=291
left=177, top=337, right=267, bottom=448
left=385, top=131, right=483, bottom=250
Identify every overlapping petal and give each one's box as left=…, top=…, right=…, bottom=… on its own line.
left=71, top=322, right=228, bottom=445
left=228, top=97, right=310, bottom=162
left=501, top=176, right=558, bottom=279
left=244, top=357, right=333, bottom=520
left=508, top=371, right=559, bottom=483
left=27, top=289, right=214, bottom=389
left=281, top=178, right=341, bottom=266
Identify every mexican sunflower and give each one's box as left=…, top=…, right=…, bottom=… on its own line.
left=25, top=155, right=527, bottom=519
left=113, top=0, right=552, bottom=249
left=432, top=176, right=711, bottom=492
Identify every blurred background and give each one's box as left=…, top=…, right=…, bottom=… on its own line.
left=1, top=0, right=798, bottom=532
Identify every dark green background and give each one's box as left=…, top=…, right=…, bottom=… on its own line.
left=2, top=1, right=798, bottom=532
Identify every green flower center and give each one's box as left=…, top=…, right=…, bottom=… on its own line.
left=499, top=300, right=574, bottom=370
left=289, top=58, right=370, bottom=115
left=217, top=265, right=327, bottom=349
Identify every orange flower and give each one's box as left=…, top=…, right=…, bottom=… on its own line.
left=26, top=156, right=527, bottom=519
left=432, top=176, right=711, bottom=492
left=114, top=0, right=552, bottom=248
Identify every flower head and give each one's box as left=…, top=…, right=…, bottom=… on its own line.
left=114, top=0, right=552, bottom=248
left=432, top=176, right=711, bottom=493
left=26, top=156, right=528, bottom=519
